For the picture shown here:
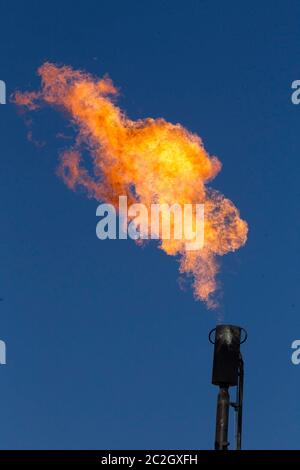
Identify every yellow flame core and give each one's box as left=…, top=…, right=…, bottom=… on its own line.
left=14, top=63, right=248, bottom=308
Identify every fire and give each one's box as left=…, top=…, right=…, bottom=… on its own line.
left=14, top=63, right=248, bottom=308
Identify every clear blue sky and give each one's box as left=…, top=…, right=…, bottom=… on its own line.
left=0, top=0, right=300, bottom=450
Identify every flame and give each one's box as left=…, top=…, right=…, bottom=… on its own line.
left=14, top=63, right=248, bottom=308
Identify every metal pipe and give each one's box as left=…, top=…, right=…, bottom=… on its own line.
left=215, top=386, right=230, bottom=450
left=209, top=324, right=247, bottom=450
left=236, top=357, right=244, bottom=450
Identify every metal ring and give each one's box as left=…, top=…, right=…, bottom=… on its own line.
left=240, top=327, right=248, bottom=344
left=208, top=326, right=248, bottom=345
left=208, top=328, right=216, bottom=344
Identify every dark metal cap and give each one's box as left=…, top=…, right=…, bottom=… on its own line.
left=210, top=324, right=246, bottom=387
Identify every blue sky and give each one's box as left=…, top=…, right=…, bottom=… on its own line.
left=0, top=0, right=300, bottom=449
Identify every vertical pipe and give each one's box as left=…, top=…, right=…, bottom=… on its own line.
left=236, top=359, right=244, bottom=450
left=215, top=386, right=230, bottom=450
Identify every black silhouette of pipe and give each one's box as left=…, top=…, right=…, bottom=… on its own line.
left=209, top=325, right=247, bottom=450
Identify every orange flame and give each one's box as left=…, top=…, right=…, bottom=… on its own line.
left=14, top=63, right=248, bottom=308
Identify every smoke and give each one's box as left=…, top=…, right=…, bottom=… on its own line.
left=13, top=63, right=248, bottom=308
